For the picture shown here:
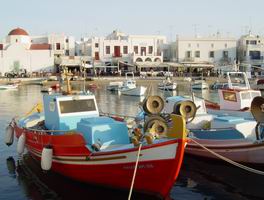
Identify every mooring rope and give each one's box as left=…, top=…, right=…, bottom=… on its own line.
left=189, top=138, right=264, bottom=176
left=128, top=143, right=142, bottom=200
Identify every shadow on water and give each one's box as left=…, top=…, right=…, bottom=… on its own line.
left=8, top=154, right=164, bottom=200
left=176, top=155, right=264, bottom=200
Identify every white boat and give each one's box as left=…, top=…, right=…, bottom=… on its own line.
left=0, top=84, right=18, bottom=90
left=206, top=72, right=261, bottom=120
left=120, top=85, right=147, bottom=96
left=119, top=72, right=147, bottom=96
left=191, top=80, right=209, bottom=90
left=149, top=95, right=264, bottom=165
left=158, top=78, right=177, bottom=90
left=107, top=81, right=123, bottom=91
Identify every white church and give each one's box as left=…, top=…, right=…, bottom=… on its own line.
left=0, top=27, right=75, bottom=75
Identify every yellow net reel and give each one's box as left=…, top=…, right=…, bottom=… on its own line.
left=143, top=116, right=168, bottom=138
left=251, top=96, right=264, bottom=140
left=142, top=96, right=165, bottom=115
left=251, top=96, right=264, bottom=123
left=173, top=100, right=197, bottom=123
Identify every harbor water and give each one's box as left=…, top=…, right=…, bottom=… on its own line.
left=0, top=83, right=262, bottom=200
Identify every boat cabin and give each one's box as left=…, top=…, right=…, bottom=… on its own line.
left=43, top=93, right=130, bottom=149
left=43, top=93, right=100, bottom=130
left=218, top=89, right=261, bottom=110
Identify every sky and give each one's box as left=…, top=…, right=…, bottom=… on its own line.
left=1, top=0, right=264, bottom=41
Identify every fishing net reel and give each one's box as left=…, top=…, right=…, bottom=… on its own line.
left=251, top=96, right=264, bottom=140
left=172, top=99, right=197, bottom=123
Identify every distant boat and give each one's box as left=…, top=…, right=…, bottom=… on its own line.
left=158, top=78, right=177, bottom=91
left=0, top=84, right=18, bottom=90
left=210, top=82, right=228, bottom=90
left=191, top=80, right=209, bottom=90
left=107, top=81, right=123, bottom=91
left=108, top=72, right=147, bottom=96
left=206, top=72, right=261, bottom=119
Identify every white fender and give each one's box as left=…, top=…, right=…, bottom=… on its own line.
left=17, top=133, right=26, bottom=155
left=5, top=124, right=14, bottom=146
left=41, top=146, right=53, bottom=171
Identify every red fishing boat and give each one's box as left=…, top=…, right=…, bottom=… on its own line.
left=5, top=82, right=187, bottom=199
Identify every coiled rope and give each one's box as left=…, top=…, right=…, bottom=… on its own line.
left=128, top=143, right=142, bottom=200
left=189, top=138, right=264, bottom=176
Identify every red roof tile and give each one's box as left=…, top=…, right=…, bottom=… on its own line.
left=30, top=44, right=51, bottom=50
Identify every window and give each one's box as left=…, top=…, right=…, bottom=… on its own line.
left=197, top=43, right=199, bottom=48
left=243, top=51, right=246, bottom=56
left=211, top=43, right=214, bottom=48
left=250, top=40, right=257, bottom=45
left=223, top=91, right=237, bottom=102
left=134, top=46, right=138, bottom=54
left=65, top=50, right=69, bottom=56
left=225, top=43, right=228, bottom=48
left=249, top=51, right=261, bottom=60
left=223, top=51, right=228, bottom=58
left=148, top=46, right=153, bottom=54
left=186, top=51, right=191, bottom=58
left=16, top=39, right=18, bottom=43
left=246, top=40, right=249, bottom=45
left=241, top=93, right=251, bottom=100
left=66, top=38, right=69, bottom=43
left=106, top=46, right=110, bottom=54
left=0, top=44, right=3, bottom=50
left=209, top=51, right=214, bottom=58
left=123, top=46, right=128, bottom=54
left=195, top=51, right=200, bottom=58
left=56, top=43, right=61, bottom=50
left=95, top=43, right=99, bottom=48
left=59, top=99, right=96, bottom=114
left=188, top=43, right=191, bottom=48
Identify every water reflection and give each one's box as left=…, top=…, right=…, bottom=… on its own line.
left=14, top=154, right=160, bottom=200
left=6, top=157, right=16, bottom=178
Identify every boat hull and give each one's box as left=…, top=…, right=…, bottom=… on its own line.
left=207, top=107, right=253, bottom=120
left=158, top=83, right=177, bottom=91
left=191, top=83, right=209, bottom=90
left=0, top=85, right=18, bottom=90
left=121, top=86, right=147, bottom=96
left=14, top=125, right=186, bottom=198
left=186, top=138, right=264, bottom=165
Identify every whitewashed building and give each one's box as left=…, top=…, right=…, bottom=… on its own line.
left=237, top=32, right=264, bottom=73
left=176, top=35, right=237, bottom=66
left=77, top=30, right=166, bottom=70
left=0, top=27, right=75, bottom=75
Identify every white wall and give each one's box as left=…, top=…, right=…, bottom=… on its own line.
left=0, top=43, right=54, bottom=74
left=177, top=36, right=237, bottom=64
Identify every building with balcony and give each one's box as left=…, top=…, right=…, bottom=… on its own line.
left=237, top=32, right=264, bottom=73
left=176, top=34, right=237, bottom=69
left=77, top=30, right=166, bottom=72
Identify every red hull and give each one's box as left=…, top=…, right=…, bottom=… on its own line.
left=15, top=125, right=186, bottom=198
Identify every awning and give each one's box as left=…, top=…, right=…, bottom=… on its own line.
left=135, top=62, right=167, bottom=68
left=181, top=63, right=214, bottom=68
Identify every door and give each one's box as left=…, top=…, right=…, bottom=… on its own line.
left=114, top=46, right=121, bottom=57
left=95, top=52, right=99, bottom=60
left=141, top=47, right=146, bottom=56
